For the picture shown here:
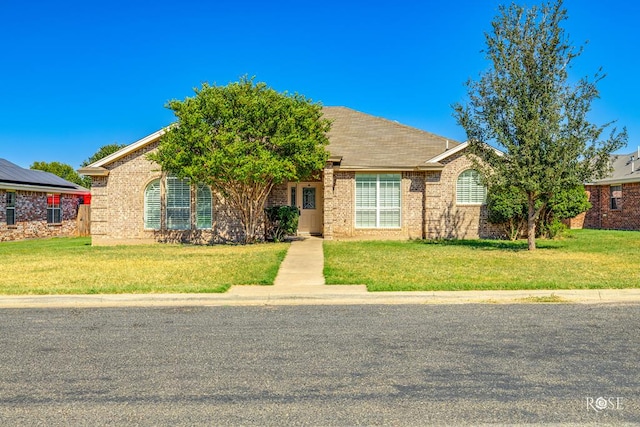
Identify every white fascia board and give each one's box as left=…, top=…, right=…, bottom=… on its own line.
left=89, top=127, right=169, bottom=168
left=0, top=182, right=89, bottom=195
left=425, top=141, right=504, bottom=164
left=588, top=175, right=640, bottom=186
left=426, top=142, right=469, bottom=163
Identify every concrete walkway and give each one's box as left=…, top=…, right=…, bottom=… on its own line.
left=227, top=236, right=368, bottom=296
left=1, top=236, right=640, bottom=307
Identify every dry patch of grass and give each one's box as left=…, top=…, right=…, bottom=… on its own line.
left=0, top=238, right=289, bottom=294
left=516, top=294, right=567, bottom=303
left=324, top=230, right=640, bottom=291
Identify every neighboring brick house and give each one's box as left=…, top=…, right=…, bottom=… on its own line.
left=0, top=158, right=89, bottom=241
left=79, top=107, right=500, bottom=245
left=576, top=151, right=640, bottom=231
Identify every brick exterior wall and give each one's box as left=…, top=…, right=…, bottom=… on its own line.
left=0, top=190, right=82, bottom=241
left=93, top=143, right=500, bottom=244
left=323, top=153, right=499, bottom=240
left=425, top=152, right=500, bottom=239
left=583, top=183, right=640, bottom=231
left=91, top=141, right=244, bottom=245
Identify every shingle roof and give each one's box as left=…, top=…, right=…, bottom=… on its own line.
left=592, top=151, right=640, bottom=184
left=84, top=107, right=463, bottom=173
left=322, top=107, right=460, bottom=169
left=0, top=158, right=86, bottom=190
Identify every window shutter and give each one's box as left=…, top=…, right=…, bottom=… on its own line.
left=196, top=184, right=212, bottom=229
left=356, top=174, right=377, bottom=227
left=144, top=180, right=161, bottom=229
left=457, top=170, right=486, bottom=204
left=167, top=176, right=191, bottom=230
left=356, top=174, right=401, bottom=228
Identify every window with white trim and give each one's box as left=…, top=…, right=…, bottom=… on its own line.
left=47, top=194, right=61, bottom=224
left=6, top=192, right=16, bottom=226
left=166, top=176, right=191, bottom=230
left=196, top=184, right=212, bottom=229
left=355, top=174, right=401, bottom=228
left=456, top=170, right=486, bottom=204
left=144, top=179, right=161, bottom=229
left=610, top=185, right=622, bottom=210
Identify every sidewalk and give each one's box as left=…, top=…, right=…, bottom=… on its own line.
left=1, top=236, right=639, bottom=308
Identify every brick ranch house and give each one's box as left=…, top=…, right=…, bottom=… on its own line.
left=79, top=107, right=501, bottom=245
left=569, top=151, right=640, bottom=231
left=0, top=158, right=90, bottom=241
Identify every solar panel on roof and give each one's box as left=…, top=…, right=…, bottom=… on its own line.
left=0, top=158, right=83, bottom=189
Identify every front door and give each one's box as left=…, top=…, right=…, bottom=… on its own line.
left=288, top=182, right=323, bottom=235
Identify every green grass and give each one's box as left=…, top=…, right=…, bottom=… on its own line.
left=0, top=237, right=289, bottom=295
left=324, top=229, right=640, bottom=291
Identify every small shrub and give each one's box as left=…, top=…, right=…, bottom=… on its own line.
left=542, top=218, right=567, bottom=239
left=265, top=206, right=300, bottom=242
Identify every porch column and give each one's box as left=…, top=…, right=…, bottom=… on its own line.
left=323, top=163, right=334, bottom=240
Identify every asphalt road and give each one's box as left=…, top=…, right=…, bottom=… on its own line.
left=0, top=304, right=638, bottom=426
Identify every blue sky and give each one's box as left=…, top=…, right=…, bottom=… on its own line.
left=1, top=0, right=638, bottom=168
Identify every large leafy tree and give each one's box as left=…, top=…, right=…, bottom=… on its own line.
left=31, top=161, right=87, bottom=187
left=453, top=0, right=627, bottom=250
left=79, top=143, right=127, bottom=187
left=81, top=143, right=127, bottom=167
left=149, top=77, right=331, bottom=243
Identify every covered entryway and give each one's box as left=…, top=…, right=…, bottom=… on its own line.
left=288, top=182, right=323, bottom=235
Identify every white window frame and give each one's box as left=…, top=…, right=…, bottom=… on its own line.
left=355, top=173, right=401, bottom=228
left=610, top=185, right=622, bottom=210
left=6, top=192, right=16, bottom=226
left=456, top=170, right=487, bottom=205
left=47, top=194, right=61, bottom=224
left=144, top=179, right=161, bottom=230
left=196, top=184, right=212, bottom=230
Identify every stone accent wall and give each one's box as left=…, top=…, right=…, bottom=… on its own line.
left=583, top=183, right=640, bottom=231
left=0, top=190, right=82, bottom=241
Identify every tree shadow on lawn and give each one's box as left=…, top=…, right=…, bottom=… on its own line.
left=418, top=238, right=561, bottom=252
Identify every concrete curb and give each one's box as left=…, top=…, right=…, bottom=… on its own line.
left=1, top=288, right=639, bottom=308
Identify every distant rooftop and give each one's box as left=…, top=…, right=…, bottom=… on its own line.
left=0, top=158, right=86, bottom=190
left=592, top=151, right=640, bottom=185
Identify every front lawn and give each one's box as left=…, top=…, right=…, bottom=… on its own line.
left=0, top=238, right=289, bottom=294
left=324, top=229, right=640, bottom=291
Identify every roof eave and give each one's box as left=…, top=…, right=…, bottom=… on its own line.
left=336, top=164, right=444, bottom=172
left=89, top=127, right=169, bottom=168
left=425, top=141, right=504, bottom=164
left=0, top=182, right=89, bottom=194
left=588, top=175, right=640, bottom=185
left=78, top=167, right=110, bottom=177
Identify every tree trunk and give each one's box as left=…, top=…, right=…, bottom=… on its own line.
left=527, top=193, right=537, bottom=251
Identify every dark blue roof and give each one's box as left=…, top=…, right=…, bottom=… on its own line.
left=0, top=158, right=85, bottom=190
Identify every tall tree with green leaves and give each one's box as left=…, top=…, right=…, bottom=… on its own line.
left=81, top=143, right=127, bottom=167
left=453, top=0, right=627, bottom=250
left=149, top=77, right=331, bottom=243
left=30, top=161, right=87, bottom=187
left=79, top=143, right=127, bottom=187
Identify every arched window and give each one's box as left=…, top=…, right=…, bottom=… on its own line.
left=196, top=184, right=212, bottom=229
left=456, top=170, right=486, bottom=204
left=144, top=179, right=161, bottom=229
